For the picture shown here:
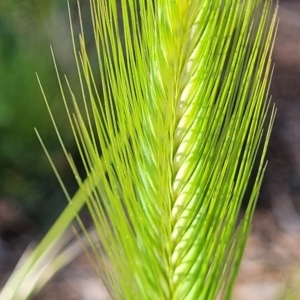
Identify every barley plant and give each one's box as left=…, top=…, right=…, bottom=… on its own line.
left=0, top=0, right=277, bottom=299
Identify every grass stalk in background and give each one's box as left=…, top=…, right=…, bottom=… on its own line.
left=0, top=0, right=277, bottom=299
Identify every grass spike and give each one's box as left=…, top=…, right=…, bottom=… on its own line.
left=0, top=1, right=277, bottom=299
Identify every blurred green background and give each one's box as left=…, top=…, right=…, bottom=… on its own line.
left=0, top=0, right=83, bottom=233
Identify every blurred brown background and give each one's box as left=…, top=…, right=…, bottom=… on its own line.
left=235, top=1, right=300, bottom=299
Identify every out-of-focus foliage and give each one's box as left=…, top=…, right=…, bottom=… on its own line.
left=0, top=0, right=81, bottom=230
